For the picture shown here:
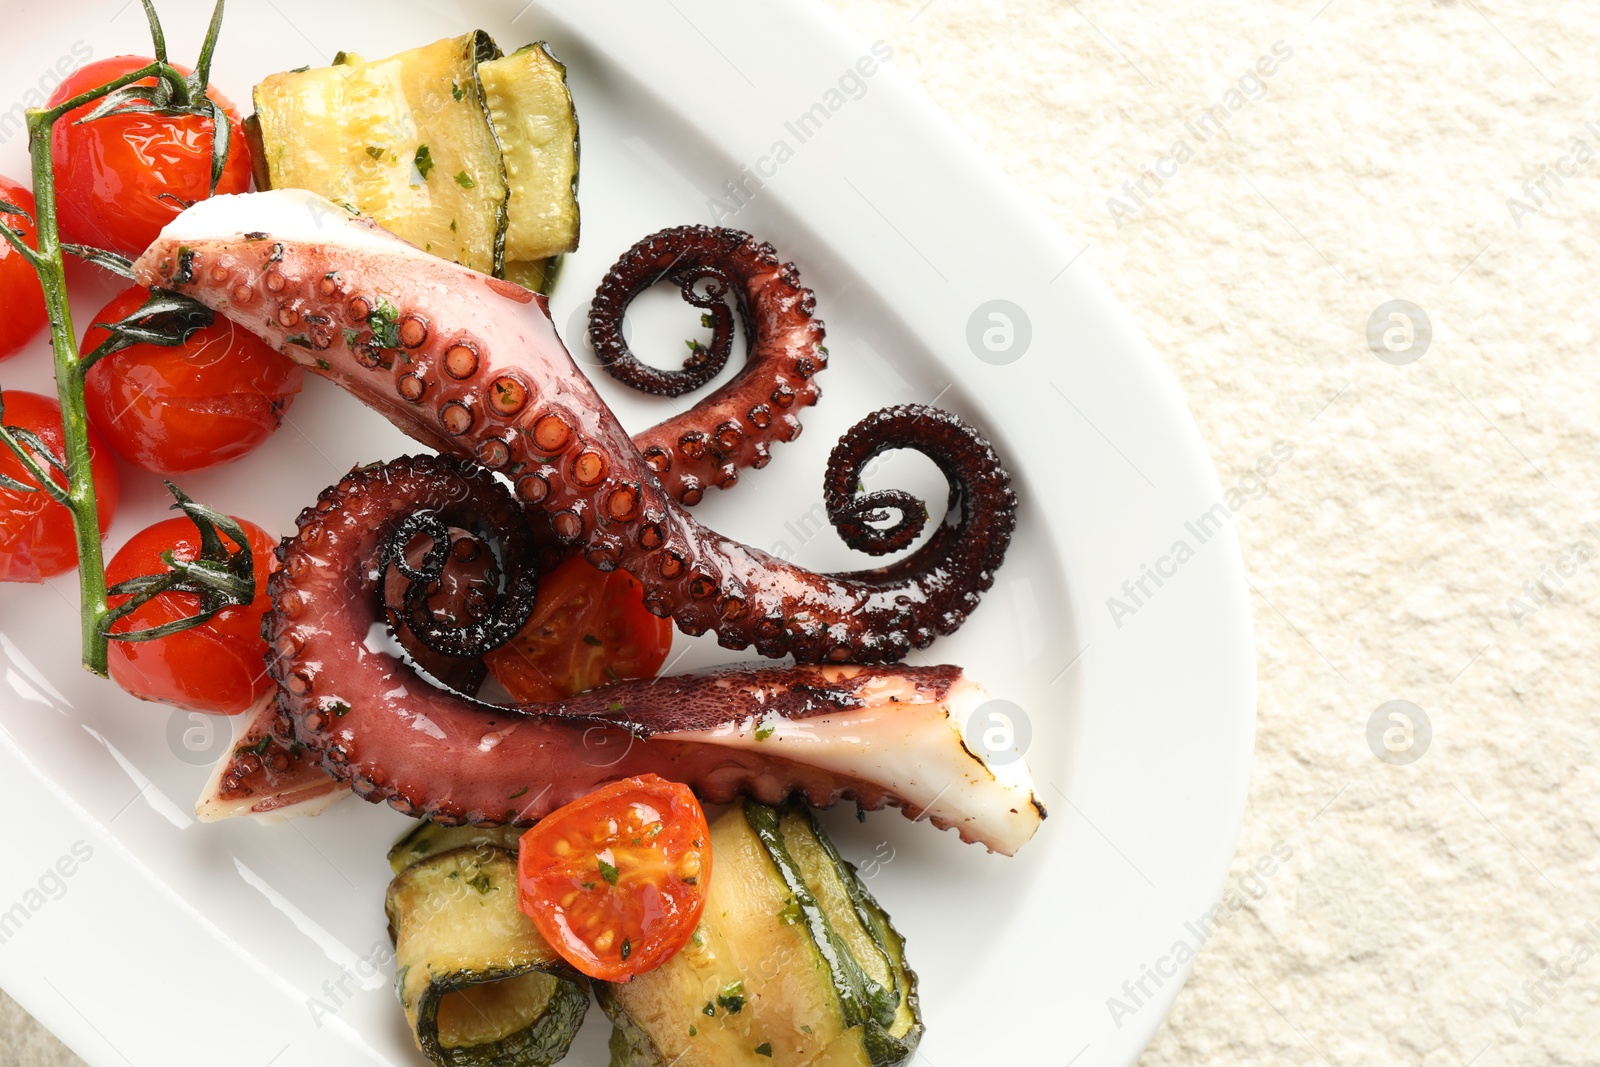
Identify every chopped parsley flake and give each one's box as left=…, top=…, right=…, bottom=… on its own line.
left=454, top=170, right=475, bottom=189
left=414, top=145, right=434, bottom=179
left=451, top=80, right=464, bottom=101
left=582, top=634, right=602, bottom=647
left=509, top=786, right=528, bottom=799
left=755, top=1043, right=772, bottom=1058
left=368, top=297, right=402, bottom=348
left=620, top=937, right=632, bottom=961
left=754, top=719, right=776, bottom=741
left=467, top=872, right=492, bottom=895
left=365, top=145, right=385, bottom=160
left=717, top=981, right=745, bottom=1014
left=598, top=858, right=620, bottom=886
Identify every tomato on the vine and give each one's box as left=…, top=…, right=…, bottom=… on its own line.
left=484, top=555, right=673, bottom=703
left=0, top=177, right=47, bottom=362
left=517, top=775, right=711, bottom=981
left=82, top=286, right=303, bottom=475
left=0, top=391, right=119, bottom=583
left=48, top=56, right=252, bottom=259
left=105, top=515, right=277, bottom=715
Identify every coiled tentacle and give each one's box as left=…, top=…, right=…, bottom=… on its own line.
left=588, top=225, right=826, bottom=504
left=133, top=191, right=1015, bottom=665
left=253, top=455, right=1043, bottom=854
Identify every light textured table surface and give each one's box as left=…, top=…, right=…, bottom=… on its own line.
left=7, top=1, right=1598, bottom=1065
left=815, top=1, right=1599, bottom=1064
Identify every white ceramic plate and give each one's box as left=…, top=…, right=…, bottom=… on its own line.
left=0, top=2, right=1254, bottom=1064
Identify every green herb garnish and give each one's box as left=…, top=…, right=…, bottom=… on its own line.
left=717, top=981, right=745, bottom=1014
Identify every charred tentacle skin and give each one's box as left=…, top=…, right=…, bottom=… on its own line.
left=378, top=505, right=539, bottom=659
left=258, top=455, right=1043, bottom=853
left=588, top=225, right=826, bottom=503
left=135, top=192, right=1014, bottom=665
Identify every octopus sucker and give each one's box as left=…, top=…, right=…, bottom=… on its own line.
left=251, top=454, right=1041, bottom=854
left=134, top=190, right=1019, bottom=666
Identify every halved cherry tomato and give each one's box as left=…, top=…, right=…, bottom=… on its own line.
left=517, top=775, right=710, bottom=981
left=0, top=177, right=47, bottom=362
left=105, top=515, right=276, bottom=714
left=49, top=56, right=252, bottom=259
left=484, top=554, right=672, bottom=702
left=82, top=285, right=303, bottom=474
left=0, top=391, right=119, bottom=583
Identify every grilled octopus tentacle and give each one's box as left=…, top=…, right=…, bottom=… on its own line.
left=587, top=225, right=827, bottom=504
left=255, top=455, right=1042, bottom=854
left=132, top=190, right=1016, bottom=665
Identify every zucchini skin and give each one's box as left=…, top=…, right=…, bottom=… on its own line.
left=800, top=806, right=922, bottom=1066
left=387, top=821, right=524, bottom=875
left=745, top=802, right=900, bottom=1035
left=480, top=41, right=580, bottom=284
left=414, top=966, right=588, bottom=1067
left=386, top=845, right=587, bottom=1067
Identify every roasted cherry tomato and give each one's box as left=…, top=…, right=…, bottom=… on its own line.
left=105, top=515, right=276, bottom=715
left=49, top=56, right=252, bottom=258
left=485, top=554, right=672, bottom=702
left=0, top=178, right=47, bottom=362
left=517, top=775, right=710, bottom=981
left=82, top=286, right=303, bottom=474
left=0, top=391, right=119, bottom=583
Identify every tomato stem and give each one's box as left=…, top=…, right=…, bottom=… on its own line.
left=23, top=99, right=113, bottom=674
left=0, top=4, right=235, bottom=676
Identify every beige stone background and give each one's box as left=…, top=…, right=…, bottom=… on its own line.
left=6, top=0, right=1600, bottom=1064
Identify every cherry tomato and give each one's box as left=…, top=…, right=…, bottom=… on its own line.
left=0, top=391, right=119, bottom=583
left=0, top=178, right=47, bottom=362
left=49, top=56, right=252, bottom=259
left=105, top=515, right=276, bottom=715
left=82, top=286, right=303, bottom=474
left=517, top=775, right=710, bottom=981
left=484, top=555, right=673, bottom=703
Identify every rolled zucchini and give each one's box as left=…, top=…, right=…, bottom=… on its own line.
left=249, top=32, right=510, bottom=275
left=385, top=844, right=587, bottom=1067
left=479, top=42, right=580, bottom=292
left=596, top=801, right=922, bottom=1067
left=387, top=821, right=525, bottom=875
left=248, top=34, right=580, bottom=293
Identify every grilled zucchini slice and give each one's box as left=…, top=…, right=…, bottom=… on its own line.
left=249, top=31, right=509, bottom=274
left=386, top=844, right=587, bottom=1067
left=596, top=801, right=922, bottom=1067
left=387, top=821, right=525, bottom=874
left=479, top=42, right=580, bottom=291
